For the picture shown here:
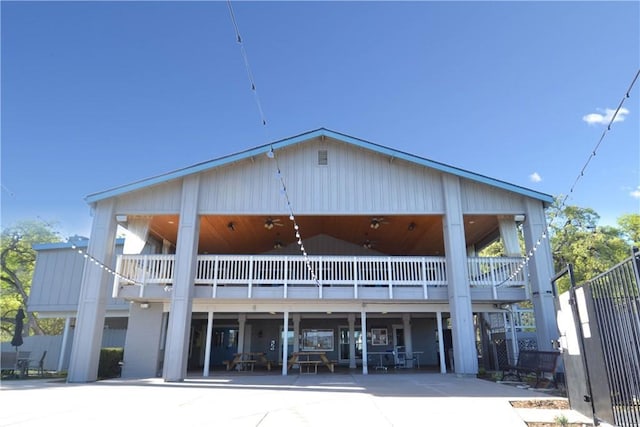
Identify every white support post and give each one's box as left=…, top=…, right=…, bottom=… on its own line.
left=437, top=311, right=446, bottom=374
left=67, top=198, right=117, bottom=382
left=203, top=311, right=214, bottom=377
left=283, top=257, right=288, bottom=299
left=361, top=310, right=368, bottom=375
left=248, top=256, right=253, bottom=298
left=442, top=174, right=478, bottom=375
left=353, top=257, right=358, bottom=299
left=490, top=258, right=498, bottom=299
left=523, top=198, right=559, bottom=351
left=112, top=256, right=122, bottom=298
left=388, top=257, right=393, bottom=299
left=282, top=311, right=289, bottom=376
left=58, top=316, right=72, bottom=373
left=139, top=256, right=148, bottom=298
left=212, top=256, right=218, bottom=298
left=422, top=258, right=428, bottom=299
left=163, top=175, right=200, bottom=382
left=508, top=310, right=519, bottom=365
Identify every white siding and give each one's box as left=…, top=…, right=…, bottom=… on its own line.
left=460, top=180, right=526, bottom=214
left=198, top=138, right=445, bottom=214
left=29, top=248, right=128, bottom=313
left=115, top=179, right=183, bottom=214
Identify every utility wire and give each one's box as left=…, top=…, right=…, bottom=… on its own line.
left=227, top=0, right=319, bottom=284
left=499, top=68, right=640, bottom=287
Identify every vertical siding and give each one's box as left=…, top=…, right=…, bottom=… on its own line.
left=460, top=180, right=526, bottom=214
left=29, top=247, right=128, bottom=312
left=115, top=180, right=183, bottom=213
left=198, top=139, right=445, bottom=214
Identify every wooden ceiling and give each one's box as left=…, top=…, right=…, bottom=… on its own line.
left=146, top=214, right=500, bottom=256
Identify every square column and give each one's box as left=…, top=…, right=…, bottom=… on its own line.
left=163, top=175, right=201, bottom=382
left=122, top=302, right=163, bottom=378
left=523, top=198, right=559, bottom=350
left=442, top=174, right=478, bottom=375
left=348, top=313, right=357, bottom=369
left=67, top=199, right=117, bottom=382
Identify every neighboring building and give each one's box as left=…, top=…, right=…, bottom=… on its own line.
left=28, top=128, right=558, bottom=382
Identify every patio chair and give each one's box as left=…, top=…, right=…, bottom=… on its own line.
left=37, top=350, right=47, bottom=376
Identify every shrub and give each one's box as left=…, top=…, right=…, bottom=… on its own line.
left=98, top=347, right=123, bottom=379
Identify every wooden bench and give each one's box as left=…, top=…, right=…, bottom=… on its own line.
left=501, top=350, right=560, bottom=388
left=297, top=360, right=321, bottom=374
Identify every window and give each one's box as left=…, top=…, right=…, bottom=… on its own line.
left=371, top=328, right=388, bottom=346
left=318, top=150, right=328, bottom=165
left=301, top=329, right=334, bottom=351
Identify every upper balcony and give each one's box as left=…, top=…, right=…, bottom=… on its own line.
left=113, top=254, right=529, bottom=302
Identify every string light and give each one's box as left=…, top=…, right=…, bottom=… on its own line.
left=499, top=68, right=639, bottom=287
left=69, top=242, right=139, bottom=285
left=227, top=0, right=319, bottom=285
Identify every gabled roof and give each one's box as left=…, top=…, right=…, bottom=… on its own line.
left=85, top=128, right=553, bottom=204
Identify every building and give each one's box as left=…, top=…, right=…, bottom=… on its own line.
left=28, top=128, right=558, bottom=382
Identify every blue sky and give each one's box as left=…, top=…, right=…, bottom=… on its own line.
left=2, top=1, right=639, bottom=238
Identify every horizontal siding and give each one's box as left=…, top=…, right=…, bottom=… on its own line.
left=460, top=179, right=526, bottom=214
left=198, top=138, right=445, bottom=214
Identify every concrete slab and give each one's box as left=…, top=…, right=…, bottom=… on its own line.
left=0, top=373, right=593, bottom=426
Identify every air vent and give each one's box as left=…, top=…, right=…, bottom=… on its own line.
left=318, top=150, right=328, bottom=165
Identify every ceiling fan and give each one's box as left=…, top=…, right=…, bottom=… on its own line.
left=370, top=217, right=389, bottom=229
left=362, top=239, right=377, bottom=249
left=264, top=217, right=283, bottom=230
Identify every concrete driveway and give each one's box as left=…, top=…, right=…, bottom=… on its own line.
left=0, top=372, right=593, bottom=426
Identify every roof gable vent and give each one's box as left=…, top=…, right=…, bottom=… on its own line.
left=318, top=150, right=328, bottom=166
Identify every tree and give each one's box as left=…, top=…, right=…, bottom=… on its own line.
left=549, top=202, right=631, bottom=294
left=617, top=213, right=640, bottom=248
left=1, top=220, right=62, bottom=340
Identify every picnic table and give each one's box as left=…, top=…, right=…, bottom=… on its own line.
left=287, top=351, right=335, bottom=374
left=224, top=352, right=272, bottom=371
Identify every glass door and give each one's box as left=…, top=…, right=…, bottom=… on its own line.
left=210, top=327, right=238, bottom=367
left=278, top=328, right=295, bottom=363
left=338, top=327, right=362, bottom=363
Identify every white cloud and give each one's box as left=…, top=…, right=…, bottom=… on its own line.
left=529, top=172, right=542, bottom=183
left=582, top=107, right=629, bottom=125
left=631, top=186, right=640, bottom=199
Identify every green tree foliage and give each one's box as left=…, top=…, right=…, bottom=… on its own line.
left=1, top=220, right=62, bottom=341
left=617, top=213, right=640, bottom=247
left=479, top=203, right=635, bottom=295
left=549, top=202, right=632, bottom=294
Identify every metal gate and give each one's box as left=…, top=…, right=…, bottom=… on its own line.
left=556, top=249, right=640, bottom=426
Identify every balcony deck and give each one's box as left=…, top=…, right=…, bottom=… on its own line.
left=113, top=254, right=528, bottom=302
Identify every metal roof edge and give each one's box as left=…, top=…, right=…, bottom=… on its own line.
left=33, top=238, right=125, bottom=251
left=318, top=129, right=554, bottom=204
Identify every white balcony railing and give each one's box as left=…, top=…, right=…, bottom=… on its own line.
left=113, top=254, right=527, bottom=300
